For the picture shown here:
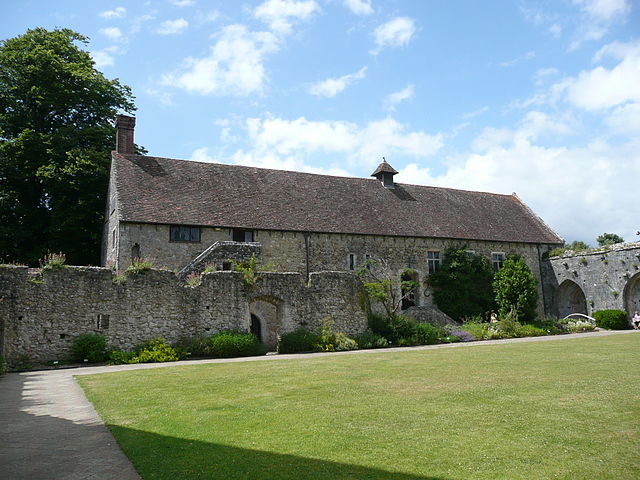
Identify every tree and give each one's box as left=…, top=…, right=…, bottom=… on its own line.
left=428, top=246, right=496, bottom=321
left=0, top=28, right=137, bottom=266
left=357, top=258, right=419, bottom=319
left=596, top=233, right=624, bottom=247
left=493, top=256, right=538, bottom=323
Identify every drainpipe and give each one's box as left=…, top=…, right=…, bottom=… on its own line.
left=304, top=232, right=311, bottom=281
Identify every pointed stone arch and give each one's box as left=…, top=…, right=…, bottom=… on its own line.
left=555, top=280, right=587, bottom=318
left=249, top=295, right=283, bottom=349
left=623, top=272, right=640, bottom=317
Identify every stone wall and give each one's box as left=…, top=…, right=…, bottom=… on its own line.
left=543, top=242, right=640, bottom=322
left=0, top=266, right=367, bottom=368
left=112, top=222, right=554, bottom=317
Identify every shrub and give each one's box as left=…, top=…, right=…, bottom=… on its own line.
left=368, top=312, right=394, bottom=338
left=517, top=324, right=547, bottom=337
left=209, top=331, right=263, bottom=358
left=562, top=320, right=596, bottom=333
left=593, top=310, right=629, bottom=330
left=185, top=272, right=200, bottom=286
left=0, top=354, right=6, bottom=375
left=313, top=320, right=358, bottom=352
left=493, top=256, right=538, bottom=322
left=176, top=336, right=211, bottom=357
left=353, top=330, right=389, bottom=349
left=278, top=328, right=321, bottom=354
left=444, top=327, right=475, bottom=342
left=131, top=338, right=184, bottom=363
left=108, top=348, right=136, bottom=365
left=125, top=258, right=153, bottom=275
left=429, top=246, right=496, bottom=321
left=411, top=323, right=443, bottom=345
left=40, top=252, right=67, bottom=271
left=71, top=333, right=107, bottom=363
left=497, top=308, right=523, bottom=338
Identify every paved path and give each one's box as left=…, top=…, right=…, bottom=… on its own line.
left=0, top=329, right=637, bottom=480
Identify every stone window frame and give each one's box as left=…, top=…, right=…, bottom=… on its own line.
left=427, top=250, right=441, bottom=275
left=112, top=228, right=116, bottom=250
left=348, top=253, right=356, bottom=271
left=491, top=252, right=506, bottom=271
left=169, top=225, right=201, bottom=243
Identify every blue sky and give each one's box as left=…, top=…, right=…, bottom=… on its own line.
left=3, top=0, right=639, bottom=244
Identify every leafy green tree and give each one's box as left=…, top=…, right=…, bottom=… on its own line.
left=428, top=247, right=496, bottom=321
left=0, top=28, right=137, bottom=265
left=357, top=258, right=419, bottom=319
left=493, top=256, right=538, bottom=323
left=596, top=233, right=624, bottom=247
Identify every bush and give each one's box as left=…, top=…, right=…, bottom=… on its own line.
left=497, top=308, right=523, bottom=338
left=562, top=320, right=596, bottom=333
left=429, top=246, right=496, bottom=321
left=40, top=252, right=67, bottom=271
left=0, top=354, right=6, bottom=375
left=593, top=310, right=629, bottom=330
left=493, top=256, right=538, bottom=322
left=131, top=338, right=184, bottom=363
left=367, top=312, right=394, bottom=338
left=443, top=325, right=476, bottom=342
left=278, top=328, right=321, bottom=354
left=517, top=324, right=547, bottom=337
left=353, top=330, right=389, bottom=349
left=125, top=258, right=153, bottom=275
left=71, top=333, right=107, bottom=363
left=411, top=323, right=443, bottom=345
left=108, top=348, right=137, bottom=365
left=176, top=336, right=212, bottom=357
left=209, top=331, right=264, bottom=358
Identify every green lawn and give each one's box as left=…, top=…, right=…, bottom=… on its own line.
left=78, top=334, right=640, bottom=480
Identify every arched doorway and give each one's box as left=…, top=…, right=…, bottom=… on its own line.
left=250, top=314, right=262, bottom=343
left=556, top=280, right=587, bottom=318
left=401, top=269, right=419, bottom=310
left=624, top=273, right=640, bottom=317
left=249, top=296, right=283, bottom=348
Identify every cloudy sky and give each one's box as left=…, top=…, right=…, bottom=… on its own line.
left=3, top=0, right=639, bottom=244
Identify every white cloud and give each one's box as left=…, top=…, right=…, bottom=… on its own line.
left=605, top=102, right=640, bottom=135
left=90, top=46, right=123, bottom=68
left=383, top=84, right=414, bottom=111
left=548, top=23, right=562, bottom=37
left=156, top=18, right=189, bottom=35
left=308, top=67, right=367, bottom=98
left=161, top=24, right=279, bottom=96
left=554, top=41, right=640, bottom=110
left=99, top=27, right=124, bottom=42
left=99, top=7, right=126, bottom=19
left=371, top=16, right=416, bottom=53
left=570, top=0, right=631, bottom=50
left=254, top=0, right=320, bottom=34
left=461, top=106, right=489, bottom=119
left=397, top=122, right=640, bottom=242
left=238, top=115, right=442, bottom=168
left=534, top=67, right=559, bottom=85
left=500, top=51, right=536, bottom=67
left=170, top=0, right=196, bottom=6
left=343, top=0, right=373, bottom=15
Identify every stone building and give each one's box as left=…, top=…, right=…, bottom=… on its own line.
left=102, top=115, right=563, bottom=315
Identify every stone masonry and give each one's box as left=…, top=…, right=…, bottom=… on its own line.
left=0, top=266, right=367, bottom=368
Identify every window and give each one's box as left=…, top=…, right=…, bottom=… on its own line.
left=232, top=229, right=254, bottom=242
left=112, top=228, right=116, bottom=250
left=364, top=254, right=372, bottom=269
left=427, top=251, right=441, bottom=274
left=170, top=225, right=201, bottom=243
left=492, top=252, right=506, bottom=271
left=348, top=253, right=356, bottom=271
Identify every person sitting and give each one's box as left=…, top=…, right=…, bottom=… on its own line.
left=633, top=311, right=640, bottom=330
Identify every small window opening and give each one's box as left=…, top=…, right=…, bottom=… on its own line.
left=232, top=229, right=254, bottom=242
left=348, top=253, right=356, bottom=271
left=427, top=251, right=441, bottom=274
left=97, top=314, right=110, bottom=330
left=492, top=252, right=506, bottom=271
left=131, top=243, right=140, bottom=262
left=222, top=261, right=232, bottom=271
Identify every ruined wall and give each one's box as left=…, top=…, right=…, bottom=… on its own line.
left=115, top=222, right=554, bottom=316
left=0, top=266, right=367, bottom=367
left=543, top=242, right=640, bottom=321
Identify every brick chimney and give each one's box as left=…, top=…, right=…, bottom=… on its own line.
left=115, top=115, right=136, bottom=154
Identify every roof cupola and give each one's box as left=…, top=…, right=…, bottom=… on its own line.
left=371, top=158, right=398, bottom=189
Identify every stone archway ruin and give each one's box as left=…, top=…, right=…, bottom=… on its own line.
left=249, top=296, right=283, bottom=349
left=624, top=272, right=640, bottom=317
left=556, top=280, right=587, bottom=318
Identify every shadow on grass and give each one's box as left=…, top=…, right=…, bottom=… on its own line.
left=109, top=425, right=448, bottom=480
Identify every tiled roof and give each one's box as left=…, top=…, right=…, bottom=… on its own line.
left=371, top=160, right=398, bottom=176
left=112, top=153, right=563, bottom=245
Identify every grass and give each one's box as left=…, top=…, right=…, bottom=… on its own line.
left=77, top=334, right=640, bottom=480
